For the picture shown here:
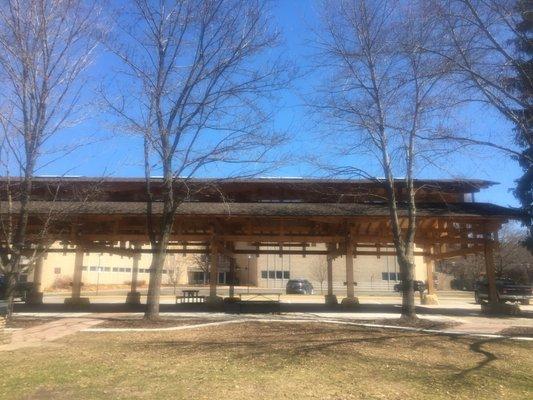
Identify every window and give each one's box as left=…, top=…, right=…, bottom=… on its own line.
left=104, top=267, right=110, bottom=272
left=262, top=270, right=289, bottom=279
left=54, top=267, right=61, bottom=274
left=90, top=266, right=97, bottom=271
left=119, top=268, right=125, bottom=273
left=81, top=266, right=87, bottom=271
left=125, top=268, right=132, bottom=273
left=112, top=267, right=118, bottom=272
left=382, top=272, right=398, bottom=281
left=162, top=269, right=167, bottom=274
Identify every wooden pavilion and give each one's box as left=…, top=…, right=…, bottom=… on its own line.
left=0, top=177, right=521, bottom=306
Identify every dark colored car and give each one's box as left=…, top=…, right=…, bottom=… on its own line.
left=474, top=277, right=532, bottom=305
left=393, top=280, right=426, bottom=293
left=0, top=275, right=33, bottom=302
left=286, top=279, right=314, bottom=295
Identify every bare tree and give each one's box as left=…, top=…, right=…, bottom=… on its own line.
left=311, top=0, right=454, bottom=320
left=441, top=224, right=533, bottom=287
left=193, top=254, right=210, bottom=284
left=428, top=0, right=532, bottom=248
left=105, top=0, right=288, bottom=319
left=309, top=257, right=328, bottom=293
left=0, top=0, right=101, bottom=314
left=164, top=254, right=185, bottom=294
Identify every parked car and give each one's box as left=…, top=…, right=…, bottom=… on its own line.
left=0, top=275, right=33, bottom=303
left=474, top=277, right=532, bottom=305
left=286, top=279, right=314, bottom=295
left=393, top=280, right=426, bottom=293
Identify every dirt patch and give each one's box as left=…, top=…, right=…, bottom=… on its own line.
left=97, top=316, right=227, bottom=329
left=5, top=317, right=59, bottom=329
left=499, top=326, right=533, bottom=338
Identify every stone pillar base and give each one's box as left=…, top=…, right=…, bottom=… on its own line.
left=481, top=302, right=520, bottom=316
left=223, top=296, right=240, bottom=304
left=64, top=297, right=90, bottom=307
left=26, top=291, right=44, bottom=305
left=206, top=295, right=224, bottom=308
left=421, top=294, right=439, bottom=305
left=325, top=294, right=338, bottom=306
left=126, top=291, right=141, bottom=305
left=341, top=296, right=359, bottom=307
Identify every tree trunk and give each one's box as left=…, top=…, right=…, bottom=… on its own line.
left=144, top=228, right=171, bottom=320
left=3, top=268, right=19, bottom=318
left=398, top=257, right=416, bottom=320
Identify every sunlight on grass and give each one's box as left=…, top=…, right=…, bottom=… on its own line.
left=0, top=322, right=532, bottom=400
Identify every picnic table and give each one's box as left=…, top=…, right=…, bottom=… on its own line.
left=176, top=289, right=206, bottom=304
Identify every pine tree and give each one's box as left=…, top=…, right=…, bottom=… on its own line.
left=512, top=0, right=533, bottom=251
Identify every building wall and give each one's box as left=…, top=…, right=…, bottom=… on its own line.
left=35, top=242, right=429, bottom=292
left=38, top=244, right=195, bottom=290
left=253, top=245, right=428, bottom=292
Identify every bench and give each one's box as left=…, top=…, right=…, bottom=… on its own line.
left=227, top=293, right=281, bottom=313
left=238, top=293, right=281, bottom=302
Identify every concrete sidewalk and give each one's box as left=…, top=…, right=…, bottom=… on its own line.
left=0, top=317, right=102, bottom=351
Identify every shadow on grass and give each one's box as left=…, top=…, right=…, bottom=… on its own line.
left=454, top=338, right=501, bottom=378
left=134, top=323, right=422, bottom=361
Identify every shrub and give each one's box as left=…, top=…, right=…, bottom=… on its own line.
left=51, top=276, right=72, bottom=290
left=124, top=280, right=146, bottom=286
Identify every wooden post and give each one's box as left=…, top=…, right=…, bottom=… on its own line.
left=421, top=246, right=439, bottom=305
left=126, top=244, right=141, bottom=305
left=229, top=258, right=236, bottom=298
left=206, top=241, right=222, bottom=307
left=346, top=239, right=355, bottom=298
left=484, top=233, right=498, bottom=304
left=327, top=255, right=333, bottom=297
left=65, top=245, right=90, bottom=306
left=131, top=253, right=140, bottom=293
left=325, top=251, right=338, bottom=305
left=341, top=235, right=358, bottom=306
left=71, top=246, right=84, bottom=300
left=27, top=251, right=44, bottom=304
left=210, top=243, right=218, bottom=298
left=426, top=248, right=436, bottom=295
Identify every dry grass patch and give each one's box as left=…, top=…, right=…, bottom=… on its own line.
left=98, top=316, right=228, bottom=329
left=5, top=316, right=59, bottom=329
left=0, top=321, right=531, bottom=400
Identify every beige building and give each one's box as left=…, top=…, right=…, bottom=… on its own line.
left=34, top=242, right=428, bottom=293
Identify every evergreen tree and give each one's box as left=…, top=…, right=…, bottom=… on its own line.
left=512, top=0, right=533, bottom=251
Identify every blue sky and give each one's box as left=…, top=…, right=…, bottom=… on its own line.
left=35, top=0, right=522, bottom=208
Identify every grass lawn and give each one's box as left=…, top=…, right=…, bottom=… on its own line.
left=0, top=321, right=532, bottom=399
